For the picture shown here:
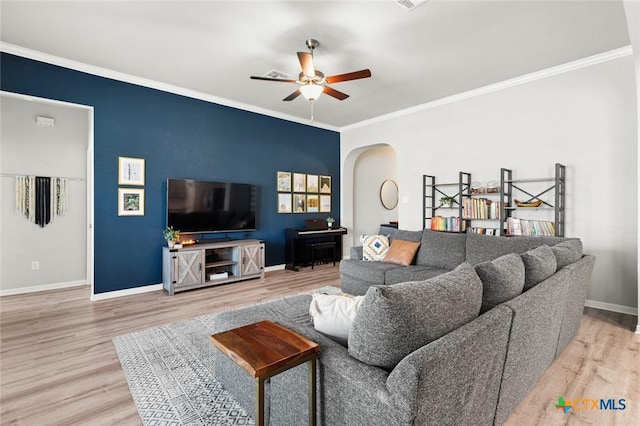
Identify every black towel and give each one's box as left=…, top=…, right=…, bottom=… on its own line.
left=35, top=176, right=51, bottom=227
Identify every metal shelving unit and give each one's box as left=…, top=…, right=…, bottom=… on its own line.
left=423, top=172, right=471, bottom=232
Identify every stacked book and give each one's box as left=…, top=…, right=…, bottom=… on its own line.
left=463, top=198, right=501, bottom=219
left=431, top=216, right=466, bottom=233
left=506, top=218, right=555, bottom=236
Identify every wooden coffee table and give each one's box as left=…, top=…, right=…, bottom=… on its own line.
left=210, top=320, right=320, bottom=426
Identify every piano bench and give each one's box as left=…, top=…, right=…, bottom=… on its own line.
left=306, top=241, right=337, bottom=269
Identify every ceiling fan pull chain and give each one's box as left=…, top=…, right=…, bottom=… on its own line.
left=310, top=102, right=314, bottom=123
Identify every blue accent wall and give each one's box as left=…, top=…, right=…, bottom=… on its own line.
left=1, top=53, right=341, bottom=294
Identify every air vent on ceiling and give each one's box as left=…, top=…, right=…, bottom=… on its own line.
left=264, top=70, right=292, bottom=80
left=395, top=0, right=429, bottom=11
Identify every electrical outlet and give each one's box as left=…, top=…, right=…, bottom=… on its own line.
left=31, top=261, right=40, bottom=271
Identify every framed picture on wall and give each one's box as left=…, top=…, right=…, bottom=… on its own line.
left=293, top=173, right=306, bottom=192
left=118, top=156, right=145, bottom=186
left=319, top=175, right=331, bottom=193
left=293, top=194, right=306, bottom=213
left=320, top=194, right=331, bottom=212
left=277, top=171, right=291, bottom=192
left=278, top=193, right=292, bottom=213
left=306, top=194, right=319, bottom=212
left=306, top=174, right=319, bottom=193
left=118, top=188, right=145, bottom=216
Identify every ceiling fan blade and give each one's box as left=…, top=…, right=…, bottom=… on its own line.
left=283, top=89, right=301, bottom=101
left=323, top=86, right=349, bottom=101
left=250, top=76, right=298, bottom=83
left=297, top=52, right=315, bottom=77
left=325, top=69, right=372, bottom=84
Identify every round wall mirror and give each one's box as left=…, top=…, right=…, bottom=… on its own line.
left=380, top=180, right=399, bottom=210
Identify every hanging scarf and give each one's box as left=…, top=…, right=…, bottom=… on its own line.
left=15, top=175, right=68, bottom=227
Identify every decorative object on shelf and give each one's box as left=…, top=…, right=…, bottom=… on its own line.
left=15, top=175, right=68, bottom=227
left=470, top=181, right=485, bottom=194
left=486, top=180, right=499, bottom=193
left=277, top=171, right=291, bottom=192
left=326, top=216, right=335, bottom=227
left=118, top=188, right=145, bottom=216
left=440, top=196, right=456, bottom=208
left=278, top=193, right=292, bottom=213
left=118, top=156, right=145, bottom=186
left=514, top=199, right=543, bottom=208
left=162, top=226, right=180, bottom=248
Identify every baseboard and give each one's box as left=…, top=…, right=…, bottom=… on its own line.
left=0, top=280, right=87, bottom=296
left=584, top=299, right=638, bottom=316
left=264, top=264, right=285, bottom=273
left=91, top=283, right=163, bottom=301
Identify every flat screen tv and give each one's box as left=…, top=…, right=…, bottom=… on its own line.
left=167, top=178, right=257, bottom=234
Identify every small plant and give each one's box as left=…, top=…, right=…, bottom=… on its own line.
left=440, top=196, right=456, bottom=207
left=326, top=216, right=335, bottom=224
left=162, top=226, right=180, bottom=241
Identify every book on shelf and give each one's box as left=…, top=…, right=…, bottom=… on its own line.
left=467, top=227, right=499, bottom=235
left=506, top=217, right=555, bottom=236
left=430, top=216, right=466, bottom=233
left=463, top=198, right=501, bottom=220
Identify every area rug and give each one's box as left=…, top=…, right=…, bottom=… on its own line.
left=113, top=286, right=340, bottom=426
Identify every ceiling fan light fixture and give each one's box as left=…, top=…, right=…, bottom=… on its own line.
left=299, top=83, right=324, bottom=102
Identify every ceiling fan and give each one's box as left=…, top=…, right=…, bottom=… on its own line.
left=250, top=39, right=372, bottom=103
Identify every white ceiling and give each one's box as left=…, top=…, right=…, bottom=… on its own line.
left=0, top=1, right=631, bottom=130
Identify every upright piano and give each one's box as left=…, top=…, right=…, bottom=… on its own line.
left=285, top=219, right=348, bottom=271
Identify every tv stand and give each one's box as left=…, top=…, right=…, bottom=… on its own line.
left=162, top=239, right=265, bottom=295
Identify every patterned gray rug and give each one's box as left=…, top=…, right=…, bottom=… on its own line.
left=113, top=286, right=339, bottom=426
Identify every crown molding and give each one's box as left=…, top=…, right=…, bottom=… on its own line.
left=341, top=45, right=633, bottom=132
left=0, top=42, right=339, bottom=132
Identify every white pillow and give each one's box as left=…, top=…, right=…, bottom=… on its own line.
left=360, top=234, right=390, bottom=261
left=309, top=293, right=364, bottom=345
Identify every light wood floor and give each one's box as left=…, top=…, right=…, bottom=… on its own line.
left=1, top=265, right=638, bottom=425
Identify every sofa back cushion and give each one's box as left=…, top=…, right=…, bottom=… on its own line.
left=348, top=262, right=482, bottom=369
left=551, top=239, right=583, bottom=269
left=379, top=226, right=423, bottom=243
left=465, top=233, right=568, bottom=265
left=416, top=230, right=467, bottom=269
left=475, top=253, right=525, bottom=313
left=521, top=245, right=557, bottom=290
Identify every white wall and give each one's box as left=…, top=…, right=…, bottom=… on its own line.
left=352, top=145, right=397, bottom=241
left=0, top=94, right=88, bottom=293
left=341, top=54, right=638, bottom=312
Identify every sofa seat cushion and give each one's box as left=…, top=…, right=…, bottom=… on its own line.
left=340, top=258, right=403, bottom=286
left=415, top=230, right=467, bottom=269
left=475, top=253, right=525, bottom=313
left=385, top=265, right=451, bottom=285
left=521, top=245, right=557, bottom=290
left=382, top=239, right=421, bottom=266
left=465, top=233, right=569, bottom=265
left=348, top=262, right=483, bottom=369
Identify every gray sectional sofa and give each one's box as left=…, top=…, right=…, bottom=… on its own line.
left=209, top=226, right=595, bottom=425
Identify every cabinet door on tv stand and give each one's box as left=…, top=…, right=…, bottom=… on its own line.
left=174, top=250, right=203, bottom=287
left=241, top=243, right=264, bottom=277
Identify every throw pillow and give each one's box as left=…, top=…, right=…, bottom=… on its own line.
left=348, top=262, right=483, bottom=369
left=475, top=253, right=525, bottom=313
left=551, top=239, right=583, bottom=269
left=360, top=234, right=390, bottom=261
left=521, top=245, right=557, bottom=290
left=309, top=293, right=364, bottom=345
left=382, top=239, right=421, bottom=266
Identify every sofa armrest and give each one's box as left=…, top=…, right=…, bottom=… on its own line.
left=387, top=305, right=512, bottom=426
left=350, top=245, right=363, bottom=260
